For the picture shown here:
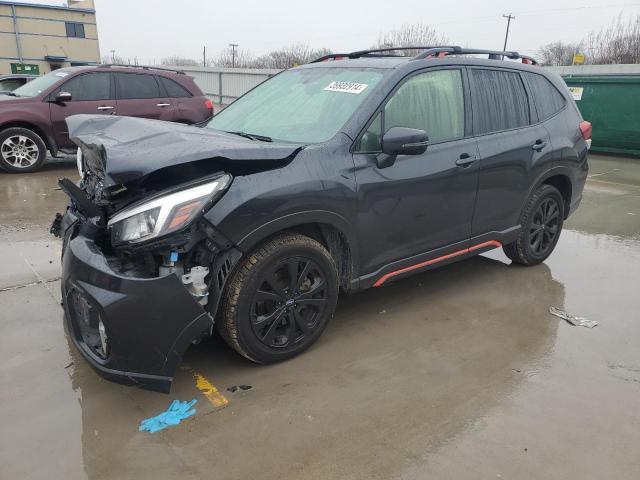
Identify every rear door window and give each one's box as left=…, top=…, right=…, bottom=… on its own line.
left=116, top=73, right=161, bottom=99
left=470, top=69, right=530, bottom=134
left=525, top=73, right=566, bottom=121
left=60, top=72, right=112, bottom=101
left=159, top=76, right=191, bottom=97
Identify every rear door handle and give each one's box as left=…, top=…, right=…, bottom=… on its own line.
left=532, top=140, right=548, bottom=151
left=157, top=103, right=171, bottom=107
left=97, top=105, right=115, bottom=111
left=455, top=153, right=477, bottom=167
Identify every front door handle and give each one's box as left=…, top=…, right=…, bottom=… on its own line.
left=156, top=103, right=171, bottom=107
left=455, top=153, right=477, bottom=167
left=97, top=105, right=115, bottom=111
left=532, top=139, right=548, bottom=151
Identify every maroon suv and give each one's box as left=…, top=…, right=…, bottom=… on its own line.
left=0, top=65, right=213, bottom=172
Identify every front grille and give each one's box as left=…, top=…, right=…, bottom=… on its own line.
left=68, top=287, right=108, bottom=360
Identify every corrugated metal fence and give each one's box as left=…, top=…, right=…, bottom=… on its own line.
left=165, top=66, right=281, bottom=105
left=546, top=64, right=640, bottom=76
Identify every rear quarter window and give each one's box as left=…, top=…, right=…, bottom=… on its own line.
left=470, top=69, right=530, bottom=134
left=159, top=76, right=192, bottom=98
left=525, top=72, right=566, bottom=121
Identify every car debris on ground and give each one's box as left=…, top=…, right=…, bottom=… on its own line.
left=549, top=306, right=599, bottom=328
left=227, top=385, right=252, bottom=393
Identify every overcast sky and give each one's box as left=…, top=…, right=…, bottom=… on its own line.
left=17, top=0, right=640, bottom=63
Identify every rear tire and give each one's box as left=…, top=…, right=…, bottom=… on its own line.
left=504, top=184, right=564, bottom=266
left=217, top=233, right=339, bottom=364
left=0, top=127, right=47, bottom=173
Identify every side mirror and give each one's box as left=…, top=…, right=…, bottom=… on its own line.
left=55, top=91, right=72, bottom=103
left=377, top=127, right=429, bottom=169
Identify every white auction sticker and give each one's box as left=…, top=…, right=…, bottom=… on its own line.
left=568, top=86, right=583, bottom=101
left=324, top=81, right=368, bottom=94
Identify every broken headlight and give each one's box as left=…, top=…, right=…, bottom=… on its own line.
left=108, top=175, right=231, bottom=245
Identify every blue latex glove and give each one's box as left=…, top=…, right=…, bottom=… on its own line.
left=139, top=399, right=197, bottom=433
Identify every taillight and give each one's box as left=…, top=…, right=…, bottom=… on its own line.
left=204, top=98, right=213, bottom=110
left=579, top=121, right=592, bottom=140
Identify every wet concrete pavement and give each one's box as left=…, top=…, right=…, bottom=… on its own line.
left=1, top=154, right=639, bottom=479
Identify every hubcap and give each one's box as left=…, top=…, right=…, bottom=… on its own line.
left=251, top=257, right=328, bottom=349
left=1, top=135, right=39, bottom=168
left=529, top=197, right=560, bottom=256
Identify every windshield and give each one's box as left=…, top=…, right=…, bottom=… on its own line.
left=12, top=70, right=69, bottom=97
left=207, top=67, right=385, bottom=143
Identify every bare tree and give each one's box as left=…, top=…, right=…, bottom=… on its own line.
left=101, top=54, right=130, bottom=64
left=585, top=14, right=640, bottom=64
left=538, top=14, right=640, bottom=65
left=538, top=41, right=583, bottom=66
left=160, top=56, right=199, bottom=67
left=373, top=23, right=449, bottom=56
left=210, top=44, right=332, bottom=69
left=211, top=47, right=255, bottom=68
left=251, top=45, right=332, bottom=69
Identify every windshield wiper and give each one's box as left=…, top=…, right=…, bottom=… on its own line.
left=0, top=91, right=18, bottom=97
left=225, top=131, right=273, bottom=142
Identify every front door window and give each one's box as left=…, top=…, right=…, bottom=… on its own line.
left=356, top=69, right=465, bottom=152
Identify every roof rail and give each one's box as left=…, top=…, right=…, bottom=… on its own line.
left=96, top=64, right=186, bottom=74
left=311, top=46, right=454, bottom=63
left=310, top=54, right=351, bottom=63
left=412, top=46, right=538, bottom=64
left=310, top=46, right=537, bottom=65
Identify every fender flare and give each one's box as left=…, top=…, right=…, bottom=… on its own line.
left=0, top=118, right=58, bottom=155
left=521, top=165, right=573, bottom=214
left=235, top=209, right=359, bottom=270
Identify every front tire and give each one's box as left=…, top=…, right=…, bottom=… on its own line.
left=504, top=184, right=564, bottom=266
left=217, top=233, right=339, bottom=363
left=0, top=127, right=47, bottom=173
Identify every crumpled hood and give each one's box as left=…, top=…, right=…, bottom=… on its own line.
left=66, top=114, right=303, bottom=187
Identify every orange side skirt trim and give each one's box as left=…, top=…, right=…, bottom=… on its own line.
left=373, top=240, right=502, bottom=287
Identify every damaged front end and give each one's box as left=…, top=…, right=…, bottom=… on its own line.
left=50, top=115, right=305, bottom=392
left=53, top=172, right=239, bottom=392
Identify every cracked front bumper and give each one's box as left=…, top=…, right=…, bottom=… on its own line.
left=60, top=211, right=213, bottom=393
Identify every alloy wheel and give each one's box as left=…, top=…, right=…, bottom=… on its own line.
left=1, top=135, right=40, bottom=169
left=250, top=257, right=329, bottom=349
left=529, top=197, right=560, bottom=256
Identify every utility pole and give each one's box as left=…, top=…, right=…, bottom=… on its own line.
left=203, top=45, right=206, bottom=67
left=502, top=14, right=515, bottom=54
left=229, top=43, right=239, bottom=68
left=110, top=49, right=116, bottom=62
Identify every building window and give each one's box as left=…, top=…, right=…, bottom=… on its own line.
left=65, top=22, right=86, bottom=38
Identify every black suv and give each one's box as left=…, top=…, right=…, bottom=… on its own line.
left=52, top=47, right=590, bottom=392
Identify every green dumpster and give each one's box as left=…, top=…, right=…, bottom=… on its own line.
left=562, top=75, right=640, bottom=156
